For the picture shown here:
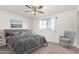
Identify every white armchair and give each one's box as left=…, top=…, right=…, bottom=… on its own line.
left=59, top=31, right=75, bottom=48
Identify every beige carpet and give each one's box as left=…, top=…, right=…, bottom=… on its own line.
left=29, top=42, right=79, bottom=54
left=0, top=42, right=79, bottom=54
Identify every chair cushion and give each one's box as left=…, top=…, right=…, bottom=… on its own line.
left=60, top=38, right=71, bottom=43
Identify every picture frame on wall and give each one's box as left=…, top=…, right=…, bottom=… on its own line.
left=10, top=19, right=23, bottom=28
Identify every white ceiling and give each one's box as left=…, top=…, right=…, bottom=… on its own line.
left=0, top=5, right=77, bottom=19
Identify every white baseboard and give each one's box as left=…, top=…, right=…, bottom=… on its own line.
left=75, top=45, right=79, bottom=48
left=47, top=40, right=59, bottom=43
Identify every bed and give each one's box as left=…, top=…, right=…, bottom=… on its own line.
left=5, top=29, right=48, bottom=54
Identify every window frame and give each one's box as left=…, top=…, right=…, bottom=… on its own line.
left=39, top=18, right=56, bottom=31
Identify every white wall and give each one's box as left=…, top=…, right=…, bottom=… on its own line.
left=32, top=10, right=77, bottom=45
left=76, top=7, right=79, bottom=48
left=0, top=9, right=77, bottom=46
left=0, top=10, right=32, bottom=29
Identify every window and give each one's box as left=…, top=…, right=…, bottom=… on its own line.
left=39, top=18, right=55, bottom=30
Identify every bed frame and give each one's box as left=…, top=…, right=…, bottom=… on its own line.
left=5, top=29, right=48, bottom=54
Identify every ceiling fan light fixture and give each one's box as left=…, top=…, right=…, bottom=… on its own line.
left=32, top=11, right=38, bottom=15
left=25, top=5, right=44, bottom=15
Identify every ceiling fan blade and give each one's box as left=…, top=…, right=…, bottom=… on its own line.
left=25, top=5, right=32, bottom=9
left=24, top=10, right=32, bottom=12
left=38, top=6, right=43, bottom=9
left=37, top=11, right=44, bottom=14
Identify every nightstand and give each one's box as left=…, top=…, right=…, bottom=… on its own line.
left=0, top=38, right=6, bottom=46
left=0, top=29, right=6, bottom=46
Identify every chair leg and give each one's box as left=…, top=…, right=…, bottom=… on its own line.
left=59, top=42, right=61, bottom=46
left=67, top=45, right=69, bottom=48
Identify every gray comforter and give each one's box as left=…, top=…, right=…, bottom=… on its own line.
left=8, top=34, right=47, bottom=54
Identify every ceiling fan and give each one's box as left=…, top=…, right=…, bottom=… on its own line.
left=24, top=5, right=44, bottom=15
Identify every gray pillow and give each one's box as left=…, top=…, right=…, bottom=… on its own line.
left=20, top=31, right=32, bottom=36
left=10, top=32, right=21, bottom=36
